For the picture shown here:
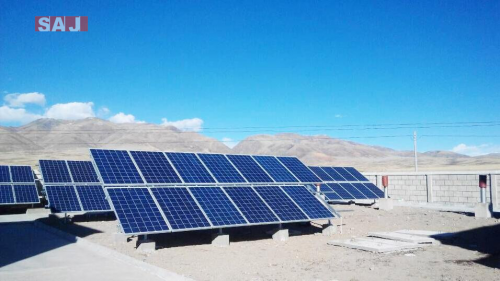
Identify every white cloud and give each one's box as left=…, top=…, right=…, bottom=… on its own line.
left=45, top=102, right=95, bottom=120
left=0, top=106, right=43, bottom=123
left=334, top=114, right=343, bottom=118
left=221, top=137, right=238, bottom=148
left=109, top=112, right=145, bottom=124
left=4, top=92, right=46, bottom=108
left=161, top=117, right=203, bottom=132
left=97, top=107, right=110, bottom=117
left=452, top=143, right=500, bottom=156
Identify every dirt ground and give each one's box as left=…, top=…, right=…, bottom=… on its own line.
left=43, top=205, right=500, bottom=281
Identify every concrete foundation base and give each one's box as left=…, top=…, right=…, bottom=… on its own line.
left=474, top=203, right=492, bottom=218
left=378, top=198, right=394, bottom=211
left=211, top=233, right=230, bottom=247
left=322, top=224, right=337, bottom=236
left=113, top=233, right=129, bottom=244
left=272, top=229, right=289, bottom=242
left=26, top=208, right=50, bottom=215
left=136, top=239, right=156, bottom=253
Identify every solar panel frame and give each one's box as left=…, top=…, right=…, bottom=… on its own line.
left=10, top=166, right=35, bottom=183
left=129, top=151, right=183, bottom=184
left=309, top=166, right=334, bottom=181
left=276, top=157, right=322, bottom=183
left=226, top=154, right=274, bottom=183
left=39, top=160, right=73, bottom=183
left=197, top=153, right=247, bottom=183
left=252, top=156, right=299, bottom=183
left=90, top=149, right=145, bottom=185
left=13, top=184, right=40, bottom=204
left=67, top=160, right=101, bottom=183
left=165, top=152, right=216, bottom=184
left=45, top=185, right=81, bottom=212
left=76, top=185, right=112, bottom=211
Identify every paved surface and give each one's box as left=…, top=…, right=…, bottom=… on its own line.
left=0, top=222, right=188, bottom=281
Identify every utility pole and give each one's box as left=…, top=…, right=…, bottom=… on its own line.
left=413, top=131, right=418, bottom=172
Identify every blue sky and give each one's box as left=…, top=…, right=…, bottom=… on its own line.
left=1, top=1, right=499, bottom=155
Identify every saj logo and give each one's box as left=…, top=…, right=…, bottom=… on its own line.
left=35, top=16, right=88, bottom=32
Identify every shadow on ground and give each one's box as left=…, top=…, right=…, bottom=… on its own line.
left=435, top=223, right=500, bottom=269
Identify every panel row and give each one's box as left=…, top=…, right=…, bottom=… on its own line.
left=39, top=160, right=100, bottom=184
left=319, top=182, right=384, bottom=201
left=106, top=185, right=336, bottom=235
left=45, top=185, right=111, bottom=213
left=309, top=166, right=369, bottom=182
left=91, top=149, right=322, bottom=185
left=0, top=165, right=35, bottom=183
left=0, top=184, right=39, bottom=205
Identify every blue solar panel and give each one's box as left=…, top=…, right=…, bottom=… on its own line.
left=319, top=184, right=334, bottom=192
left=90, top=149, right=144, bottom=184
left=327, top=183, right=355, bottom=200
left=321, top=167, right=346, bottom=181
left=324, top=192, right=343, bottom=201
left=198, top=154, right=246, bottom=183
left=224, top=186, right=279, bottom=223
left=0, top=185, right=14, bottom=204
left=253, top=186, right=308, bottom=222
left=76, top=185, right=111, bottom=211
left=39, top=160, right=72, bottom=183
left=107, top=188, right=169, bottom=234
left=333, top=167, right=358, bottom=181
left=252, top=156, right=298, bottom=183
left=130, top=151, right=182, bottom=184
left=10, top=166, right=34, bottom=183
left=151, top=187, right=211, bottom=230
left=13, top=184, right=39, bottom=203
left=189, top=187, right=247, bottom=226
left=45, top=186, right=81, bottom=212
left=67, top=161, right=100, bottom=183
left=281, top=186, right=334, bottom=219
left=0, top=166, right=10, bottom=182
left=226, top=155, right=273, bottom=183
left=165, top=153, right=216, bottom=183
left=276, top=157, right=321, bottom=182
left=363, top=182, right=385, bottom=198
left=309, top=167, right=334, bottom=181
left=339, top=183, right=367, bottom=199
left=344, top=167, right=369, bottom=181
left=352, top=183, right=378, bottom=199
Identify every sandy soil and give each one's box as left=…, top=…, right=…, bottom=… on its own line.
left=42, top=205, right=500, bottom=281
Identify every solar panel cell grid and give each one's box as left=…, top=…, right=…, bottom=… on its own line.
left=252, top=156, right=298, bottom=183
left=344, top=167, right=369, bottom=181
left=197, top=154, right=246, bottom=183
left=281, top=186, right=334, bottom=219
left=0, top=185, right=14, bottom=204
left=165, top=153, right=216, bottom=183
left=333, top=167, right=358, bottom=181
left=76, top=185, right=111, bottom=211
left=10, top=166, right=34, bottom=183
left=323, top=192, right=343, bottom=201
left=339, top=183, right=367, bottom=199
left=326, top=183, right=355, bottom=200
left=224, top=186, right=279, bottom=223
left=226, top=155, right=273, bottom=183
left=276, top=157, right=321, bottom=183
left=321, top=167, right=346, bottom=181
left=130, top=151, right=182, bottom=184
left=352, top=183, right=378, bottom=199
left=0, top=166, right=11, bottom=182
left=319, top=184, right=334, bottom=193
left=151, top=187, right=211, bottom=230
left=309, top=167, right=334, bottom=181
left=107, top=188, right=169, bottom=234
left=45, top=186, right=81, bottom=212
left=253, top=186, right=308, bottom=222
left=67, top=161, right=100, bottom=183
left=189, top=187, right=247, bottom=226
left=40, top=160, right=73, bottom=183
left=362, top=183, right=385, bottom=198
left=90, top=149, right=144, bottom=184
left=13, top=184, right=39, bottom=203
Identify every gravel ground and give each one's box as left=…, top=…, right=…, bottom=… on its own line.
left=42, top=205, right=500, bottom=281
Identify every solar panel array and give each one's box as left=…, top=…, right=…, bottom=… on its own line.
left=39, top=160, right=111, bottom=213
left=309, top=166, right=384, bottom=201
left=0, top=165, right=39, bottom=205
left=105, top=185, right=336, bottom=235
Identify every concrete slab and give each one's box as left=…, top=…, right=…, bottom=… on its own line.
left=474, top=203, right=492, bottom=218
left=137, top=239, right=156, bottom=253
left=328, top=237, right=425, bottom=253
left=271, top=229, right=289, bottom=242
left=322, top=224, right=337, bottom=236
left=395, top=230, right=456, bottom=240
left=368, top=232, right=438, bottom=244
left=377, top=198, right=393, bottom=210
left=26, top=208, right=51, bottom=216
left=0, top=213, right=48, bottom=223
left=211, top=233, right=230, bottom=247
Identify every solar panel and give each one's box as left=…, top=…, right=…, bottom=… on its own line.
left=344, top=167, right=369, bottom=181
left=276, top=157, right=321, bottom=182
left=0, top=185, right=14, bottom=204
left=90, top=149, right=144, bottom=184
left=45, top=185, right=81, bottom=212
left=107, top=187, right=170, bottom=234
left=323, top=192, right=343, bottom=201
left=189, top=187, right=247, bottom=226
left=67, top=161, right=100, bottom=183
left=226, top=155, right=273, bottom=183
left=0, top=166, right=11, bottom=182
left=165, top=153, right=216, bottom=183
left=253, top=186, right=308, bottom=222
left=224, top=186, right=279, bottom=223
left=252, top=156, right=298, bottom=183
left=130, top=151, right=182, bottom=184
left=352, top=183, right=379, bottom=199
left=363, top=182, right=385, bottom=198
left=151, top=187, right=211, bottom=230
left=321, top=167, right=346, bottom=181
left=13, top=184, right=39, bottom=203
left=76, top=185, right=111, bottom=211
left=339, top=183, right=367, bottom=199
left=39, top=160, right=73, bottom=183
left=281, top=186, right=334, bottom=219
left=333, top=167, right=358, bottom=181
left=308, top=166, right=334, bottom=181
left=198, top=154, right=246, bottom=183
left=319, top=184, right=334, bottom=192
left=10, top=166, right=34, bottom=183
left=327, top=183, right=355, bottom=200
